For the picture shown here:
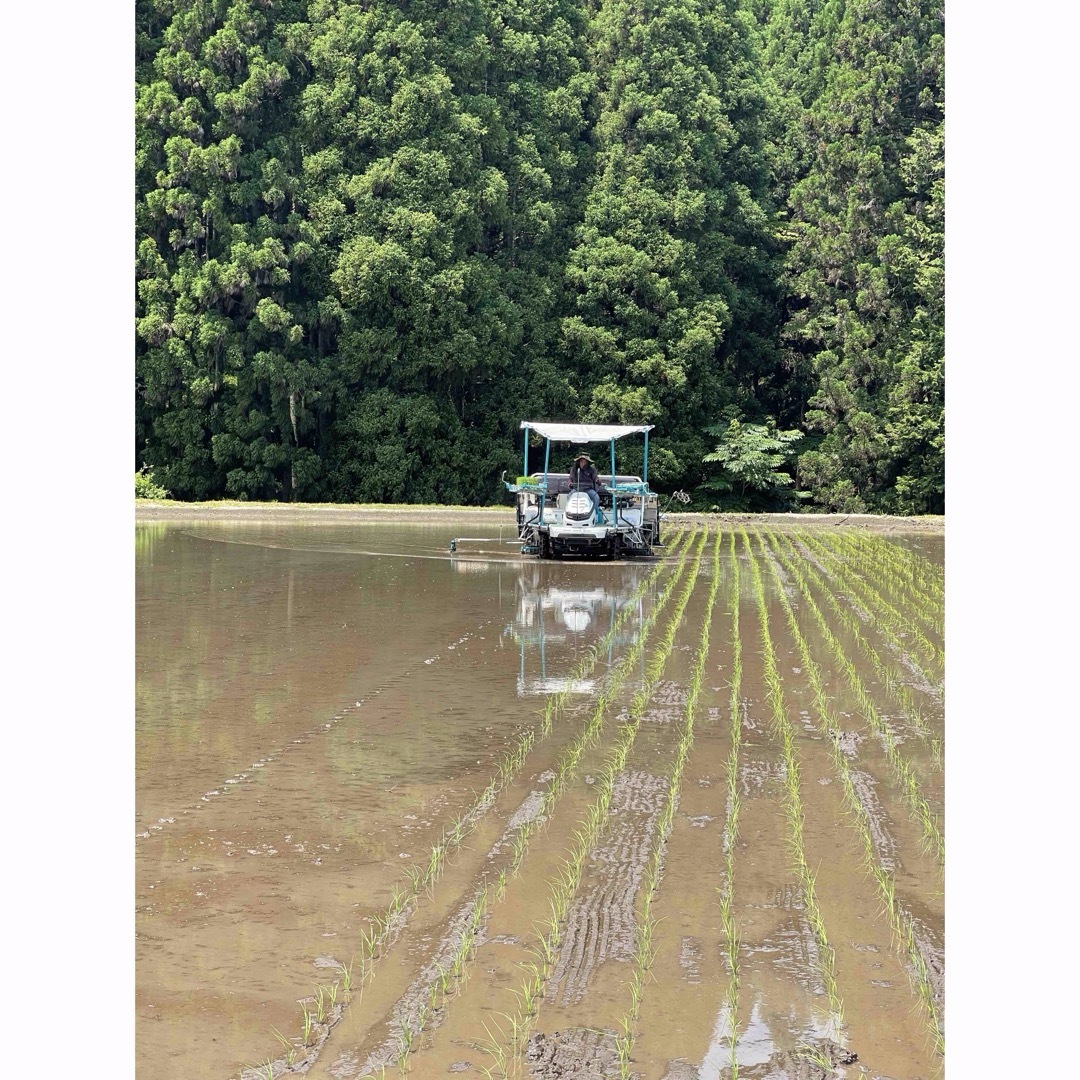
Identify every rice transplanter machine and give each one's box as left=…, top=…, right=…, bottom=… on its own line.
left=449, top=421, right=662, bottom=559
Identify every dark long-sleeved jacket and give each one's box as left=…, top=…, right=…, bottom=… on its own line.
left=569, top=462, right=599, bottom=490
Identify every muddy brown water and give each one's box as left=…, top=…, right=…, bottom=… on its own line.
left=136, top=521, right=943, bottom=1080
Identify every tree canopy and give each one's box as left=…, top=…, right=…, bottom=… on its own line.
left=136, top=0, right=944, bottom=513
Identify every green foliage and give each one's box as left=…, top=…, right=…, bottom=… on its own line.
left=760, top=0, right=944, bottom=513
left=702, top=417, right=803, bottom=510
left=560, top=0, right=783, bottom=488
left=135, top=466, right=170, bottom=500
left=134, top=0, right=944, bottom=513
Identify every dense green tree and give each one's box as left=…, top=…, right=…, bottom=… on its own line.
left=136, top=0, right=327, bottom=500
left=560, top=0, right=782, bottom=489
left=762, top=0, right=944, bottom=512
left=702, top=416, right=804, bottom=509
left=295, top=0, right=594, bottom=502
left=134, top=0, right=945, bottom=512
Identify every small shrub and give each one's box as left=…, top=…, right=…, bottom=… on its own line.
left=136, top=466, right=170, bottom=500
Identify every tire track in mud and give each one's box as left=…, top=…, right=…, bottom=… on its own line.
left=546, top=768, right=670, bottom=1007
left=446, top=529, right=709, bottom=1078
left=135, top=621, right=500, bottom=843
left=755, top=533, right=945, bottom=1060
left=245, top=532, right=698, bottom=1079
left=744, top=532, right=845, bottom=1036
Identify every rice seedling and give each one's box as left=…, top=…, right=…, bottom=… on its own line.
left=825, top=531, right=944, bottom=634
left=774, top=533, right=938, bottom=750
left=357, top=924, right=379, bottom=979
left=764, top=532, right=944, bottom=865
left=755, top=529, right=944, bottom=1058
left=795, top=1042, right=835, bottom=1071
left=481, top=529, right=710, bottom=1074
left=251, top=532, right=700, bottom=1076
left=745, top=533, right=845, bottom=1036
left=615, top=1013, right=634, bottom=1077
left=403, top=864, right=423, bottom=895
left=477, top=1016, right=510, bottom=1079
left=375, top=884, right=496, bottom=1078
left=299, top=1001, right=313, bottom=1046
left=716, top=529, right=747, bottom=1077
left=603, top=529, right=723, bottom=1073
left=801, top=532, right=944, bottom=686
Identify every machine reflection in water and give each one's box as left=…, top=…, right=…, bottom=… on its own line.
left=502, top=565, right=650, bottom=696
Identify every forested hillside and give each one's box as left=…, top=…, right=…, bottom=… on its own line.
left=136, top=0, right=943, bottom=512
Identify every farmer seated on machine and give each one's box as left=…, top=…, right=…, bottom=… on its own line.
left=569, top=451, right=603, bottom=522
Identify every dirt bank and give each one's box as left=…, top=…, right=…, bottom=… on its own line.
left=135, top=501, right=943, bottom=533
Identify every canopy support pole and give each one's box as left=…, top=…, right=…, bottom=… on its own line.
left=643, top=430, right=650, bottom=484
left=541, top=437, right=551, bottom=519
left=522, top=430, right=529, bottom=480
left=610, top=438, right=616, bottom=486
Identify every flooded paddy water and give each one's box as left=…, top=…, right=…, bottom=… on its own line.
left=135, top=518, right=943, bottom=1080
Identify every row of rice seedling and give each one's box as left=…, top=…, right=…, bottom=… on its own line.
left=798, top=532, right=944, bottom=685
left=769, top=531, right=939, bottom=752
left=815, top=536, right=945, bottom=683
left=755, top=534, right=945, bottom=1058
left=717, top=529, right=745, bottom=1078
left=515, top=529, right=703, bottom=841
left=829, top=529, right=941, bottom=604
left=800, top=531, right=942, bottom=650
left=744, top=530, right=845, bottom=1036
left=248, top=531, right=693, bottom=1075
left=762, top=532, right=944, bottom=866
left=349, top=529, right=704, bottom=1080
left=489, top=526, right=701, bottom=901
left=815, top=531, right=945, bottom=656
left=610, top=528, right=724, bottom=1077
left=356, top=878, right=500, bottom=1079
left=481, top=529, right=709, bottom=1077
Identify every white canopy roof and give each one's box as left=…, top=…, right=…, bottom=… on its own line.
left=521, top=421, right=653, bottom=442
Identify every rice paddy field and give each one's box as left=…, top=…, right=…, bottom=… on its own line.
left=135, top=517, right=944, bottom=1080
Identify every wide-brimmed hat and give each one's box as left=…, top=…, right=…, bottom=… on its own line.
left=573, top=450, right=594, bottom=463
